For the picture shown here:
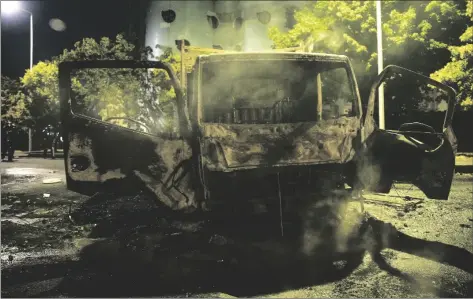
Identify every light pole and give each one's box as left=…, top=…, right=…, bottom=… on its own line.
left=1, top=1, right=34, bottom=151
left=376, top=0, right=385, bottom=129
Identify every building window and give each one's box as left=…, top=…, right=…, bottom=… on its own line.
left=175, top=39, right=190, bottom=51
left=207, top=15, right=219, bottom=29
left=234, top=17, right=244, bottom=30
left=161, top=9, right=176, bottom=23
left=257, top=11, right=271, bottom=25
left=285, top=6, right=296, bottom=29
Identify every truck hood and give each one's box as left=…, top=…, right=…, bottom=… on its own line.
left=200, top=117, right=360, bottom=172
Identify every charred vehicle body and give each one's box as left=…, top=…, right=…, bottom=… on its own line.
left=59, top=48, right=458, bottom=221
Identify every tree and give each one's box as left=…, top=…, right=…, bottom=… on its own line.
left=1, top=75, right=29, bottom=125
left=21, top=34, right=137, bottom=130
left=267, top=1, right=466, bottom=100
left=21, top=61, right=60, bottom=130
left=20, top=34, right=178, bottom=133
left=431, top=0, right=473, bottom=110
left=61, top=36, right=180, bottom=133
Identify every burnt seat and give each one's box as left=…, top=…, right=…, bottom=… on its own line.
left=212, top=98, right=296, bottom=124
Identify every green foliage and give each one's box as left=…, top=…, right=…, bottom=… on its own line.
left=268, top=1, right=465, bottom=98
left=431, top=0, right=473, bottom=110
left=59, top=34, right=137, bottom=61
left=152, top=47, right=182, bottom=103
left=20, top=34, right=180, bottom=133
left=1, top=75, right=29, bottom=125
left=21, top=61, right=60, bottom=128
left=21, top=34, right=141, bottom=130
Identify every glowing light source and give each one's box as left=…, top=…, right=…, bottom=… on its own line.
left=1, top=1, right=21, bottom=14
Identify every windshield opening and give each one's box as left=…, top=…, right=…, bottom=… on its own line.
left=201, top=59, right=356, bottom=124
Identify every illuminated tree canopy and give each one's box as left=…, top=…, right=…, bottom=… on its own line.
left=431, top=0, right=473, bottom=110
left=19, top=34, right=180, bottom=133
left=268, top=0, right=469, bottom=106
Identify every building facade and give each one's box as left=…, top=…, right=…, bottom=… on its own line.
left=144, top=0, right=310, bottom=57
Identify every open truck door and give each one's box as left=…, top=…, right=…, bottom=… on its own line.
left=59, top=60, right=200, bottom=211
left=360, top=65, right=458, bottom=200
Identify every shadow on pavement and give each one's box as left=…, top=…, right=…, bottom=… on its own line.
left=364, top=216, right=473, bottom=297
left=2, top=192, right=473, bottom=298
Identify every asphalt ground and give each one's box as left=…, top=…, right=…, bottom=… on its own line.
left=1, top=158, right=472, bottom=297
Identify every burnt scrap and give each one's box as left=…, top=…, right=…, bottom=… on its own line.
left=59, top=49, right=458, bottom=216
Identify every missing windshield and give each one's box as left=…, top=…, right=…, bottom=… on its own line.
left=201, top=59, right=357, bottom=124
left=68, top=67, right=178, bottom=135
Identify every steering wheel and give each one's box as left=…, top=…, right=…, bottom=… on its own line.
left=104, top=117, right=151, bottom=133
left=398, top=122, right=444, bottom=153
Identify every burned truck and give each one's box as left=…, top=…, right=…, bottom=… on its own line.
left=58, top=47, right=458, bottom=219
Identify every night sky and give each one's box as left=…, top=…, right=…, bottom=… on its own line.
left=1, top=0, right=142, bottom=79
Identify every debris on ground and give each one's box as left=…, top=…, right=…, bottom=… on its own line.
left=42, top=178, right=62, bottom=184
left=209, top=234, right=229, bottom=246
left=1, top=217, right=43, bottom=225
left=362, top=193, right=424, bottom=212
left=43, top=193, right=51, bottom=198
left=15, top=212, right=30, bottom=217
left=1, top=205, right=12, bottom=211
left=33, top=208, right=54, bottom=215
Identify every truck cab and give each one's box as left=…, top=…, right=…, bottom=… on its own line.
left=58, top=47, right=458, bottom=216
left=187, top=52, right=363, bottom=212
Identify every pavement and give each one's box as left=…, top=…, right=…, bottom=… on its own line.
left=1, top=157, right=473, bottom=298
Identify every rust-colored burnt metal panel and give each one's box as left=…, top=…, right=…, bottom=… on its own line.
left=64, top=116, right=201, bottom=211
left=200, top=117, right=360, bottom=171
left=359, top=64, right=458, bottom=200
left=358, top=128, right=456, bottom=200
left=59, top=60, right=200, bottom=212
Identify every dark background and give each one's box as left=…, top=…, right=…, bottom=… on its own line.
left=1, top=0, right=148, bottom=79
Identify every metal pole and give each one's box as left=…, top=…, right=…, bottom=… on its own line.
left=376, top=1, right=385, bottom=129
left=30, top=14, right=33, bottom=70
left=28, top=13, right=33, bottom=152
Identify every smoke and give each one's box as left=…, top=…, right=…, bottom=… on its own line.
left=300, top=193, right=366, bottom=259
left=200, top=58, right=308, bottom=122
left=200, top=58, right=353, bottom=124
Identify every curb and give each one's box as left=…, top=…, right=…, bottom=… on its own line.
left=456, top=165, right=473, bottom=174
left=17, top=151, right=64, bottom=159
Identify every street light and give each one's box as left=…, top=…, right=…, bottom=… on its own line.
left=1, top=1, right=34, bottom=151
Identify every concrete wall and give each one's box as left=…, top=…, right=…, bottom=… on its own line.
left=145, top=0, right=214, bottom=56
left=144, top=0, right=310, bottom=57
